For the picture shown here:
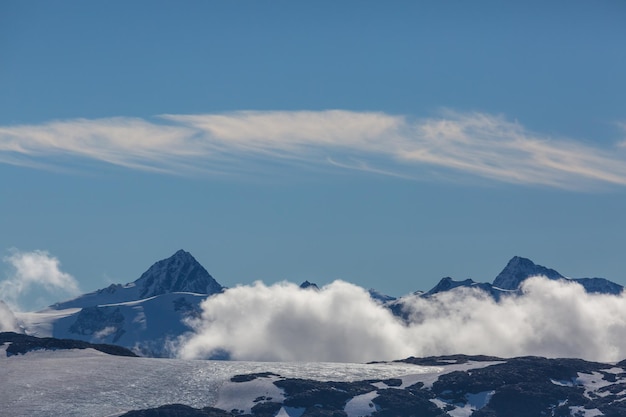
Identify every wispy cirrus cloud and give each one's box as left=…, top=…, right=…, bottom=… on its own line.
left=2, top=110, right=626, bottom=189
left=0, top=117, right=198, bottom=173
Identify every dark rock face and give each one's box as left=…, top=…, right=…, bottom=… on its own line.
left=300, top=281, right=320, bottom=290
left=426, top=277, right=476, bottom=295
left=275, top=378, right=375, bottom=410
left=573, top=277, right=624, bottom=295
left=120, top=355, right=626, bottom=417
left=136, top=250, right=223, bottom=298
left=432, top=357, right=597, bottom=417
left=68, top=306, right=126, bottom=342
left=0, top=331, right=137, bottom=357
left=120, top=404, right=233, bottom=417
left=372, top=384, right=446, bottom=417
left=491, top=256, right=624, bottom=294
left=230, top=372, right=280, bottom=383
left=397, top=354, right=504, bottom=366
left=492, top=256, right=564, bottom=290
left=424, top=278, right=508, bottom=300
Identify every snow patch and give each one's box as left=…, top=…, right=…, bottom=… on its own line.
left=275, top=406, right=305, bottom=417
left=576, top=372, right=614, bottom=399
left=344, top=390, right=378, bottom=417
left=93, top=326, right=117, bottom=339
left=398, top=361, right=503, bottom=389
left=447, top=404, right=475, bottom=417
left=600, top=367, right=624, bottom=374
left=466, top=390, right=495, bottom=409
left=551, top=378, right=575, bottom=387
left=215, top=375, right=284, bottom=414
left=569, top=406, right=604, bottom=417
left=431, top=389, right=495, bottom=416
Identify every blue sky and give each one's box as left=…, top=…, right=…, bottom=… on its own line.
left=1, top=1, right=626, bottom=309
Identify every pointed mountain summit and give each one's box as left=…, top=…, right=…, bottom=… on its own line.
left=299, top=280, right=319, bottom=290
left=50, top=250, right=223, bottom=310
left=492, top=256, right=563, bottom=290
left=135, top=249, right=223, bottom=298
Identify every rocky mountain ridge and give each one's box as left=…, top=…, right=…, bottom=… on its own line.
left=423, top=255, right=623, bottom=300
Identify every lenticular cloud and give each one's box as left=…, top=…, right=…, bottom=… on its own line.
left=177, top=277, right=626, bottom=363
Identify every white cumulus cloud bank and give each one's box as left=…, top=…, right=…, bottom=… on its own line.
left=0, top=300, right=19, bottom=332
left=2, top=110, right=626, bottom=189
left=177, top=277, right=626, bottom=363
left=0, top=250, right=80, bottom=311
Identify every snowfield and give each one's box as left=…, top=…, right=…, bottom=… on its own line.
left=0, top=347, right=463, bottom=417
left=3, top=345, right=626, bottom=416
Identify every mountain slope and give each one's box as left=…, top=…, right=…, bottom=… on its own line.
left=492, top=256, right=563, bottom=290
left=49, top=292, right=207, bottom=356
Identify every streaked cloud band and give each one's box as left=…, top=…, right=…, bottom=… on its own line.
left=2, top=110, right=625, bottom=189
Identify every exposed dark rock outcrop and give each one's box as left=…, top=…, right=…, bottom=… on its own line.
left=136, top=250, right=223, bottom=299
left=0, top=331, right=137, bottom=357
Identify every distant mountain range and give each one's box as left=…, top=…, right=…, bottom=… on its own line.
left=10, top=251, right=624, bottom=357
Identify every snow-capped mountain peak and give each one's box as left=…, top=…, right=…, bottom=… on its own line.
left=21, top=250, right=224, bottom=357
left=50, top=249, right=223, bottom=310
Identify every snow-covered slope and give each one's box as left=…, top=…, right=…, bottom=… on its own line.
left=49, top=292, right=206, bottom=356
left=18, top=250, right=223, bottom=356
